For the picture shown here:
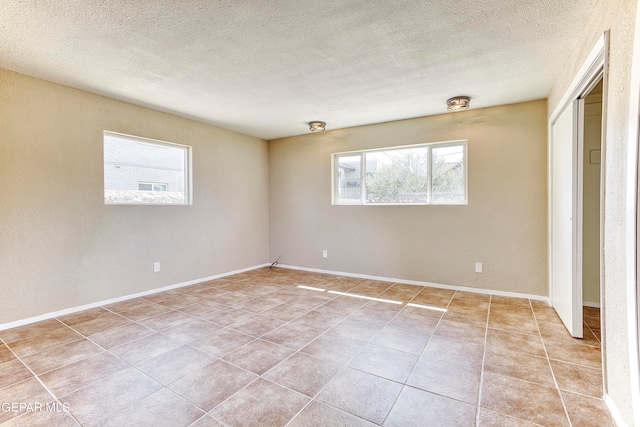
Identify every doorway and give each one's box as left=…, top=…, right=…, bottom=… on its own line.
left=548, top=33, right=606, bottom=340
left=581, top=80, right=603, bottom=342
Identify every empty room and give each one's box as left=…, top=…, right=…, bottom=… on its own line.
left=1, top=1, right=639, bottom=426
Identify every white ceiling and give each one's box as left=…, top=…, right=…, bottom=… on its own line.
left=0, top=1, right=597, bottom=140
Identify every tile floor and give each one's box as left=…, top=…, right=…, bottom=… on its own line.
left=0, top=268, right=615, bottom=426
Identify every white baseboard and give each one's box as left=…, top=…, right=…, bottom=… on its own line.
left=583, top=301, right=601, bottom=308
left=278, top=264, right=550, bottom=303
left=604, top=394, right=628, bottom=427
left=0, top=263, right=270, bottom=332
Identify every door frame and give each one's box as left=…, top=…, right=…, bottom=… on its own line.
left=547, top=28, right=607, bottom=373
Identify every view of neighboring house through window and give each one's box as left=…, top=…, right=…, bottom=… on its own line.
left=333, top=141, right=467, bottom=205
left=103, top=131, right=191, bottom=205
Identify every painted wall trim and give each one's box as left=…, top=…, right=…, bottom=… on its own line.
left=584, top=301, right=602, bottom=308
left=0, top=263, right=270, bottom=332
left=278, top=264, right=550, bottom=303
left=605, top=393, right=628, bottom=427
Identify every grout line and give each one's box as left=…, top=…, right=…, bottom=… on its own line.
left=0, top=337, right=83, bottom=426
left=530, top=299, right=574, bottom=427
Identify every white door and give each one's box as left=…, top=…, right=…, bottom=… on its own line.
left=551, top=99, right=583, bottom=338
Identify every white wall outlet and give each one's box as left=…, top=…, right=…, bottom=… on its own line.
left=322, top=250, right=328, bottom=258
left=153, top=262, right=160, bottom=273
left=475, top=262, right=483, bottom=273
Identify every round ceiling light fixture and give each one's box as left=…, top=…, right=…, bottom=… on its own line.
left=309, top=121, right=326, bottom=132
left=446, top=96, right=471, bottom=112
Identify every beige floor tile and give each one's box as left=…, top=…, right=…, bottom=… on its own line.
left=87, top=323, right=154, bottom=349
left=59, top=311, right=131, bottom=336
left=138, top=310, right=194, bottom=331
left=477, top=408, right=542, bottom=426
left=384, top=386, right=476, bottom=427
left=0, top=359, right=32, bottom=389
left=154, top=293, right=206, bottom=309
left=100, top=388, right=203, bottom=427
left=317, top=368, right=402, bottom=424
left=387, top=310, right=439, bottom=333
left=0, top=343, right=15, bottom=364
left=348, top=306, right=398, bottom=325
left=160, top=318, right=221, bottom=344
left=39, top=352, right=128, bottom=397
left=479, top=372, right=569, bottom=426
left=188, top=415, right=227, bottom=427
left=0, top=378, right=56, bottom=423
left=231, top=297, right=281, bottom=313
left=421, top=334, right=485, bottom=370
left=371, top=325, right=431, bottom=354
left=228, top=314, right=286, bottom=337
left=259, top=303, right=309, bottom=321
left=0, top=319, right=69, bottom=344
left=551, top=360, right=603, bottom=398
left=301, top=332, right=367, bottom=365
left=562, top=390, right=616, bottom=427
left=210, top=378, right=309, bottom=427
left=485, top=329, right=545, bottom=357
left=110, top=300, right=173, bottom=321
left=188, top=328, right=255, bottom=358
left=484, top=347, right=554, bottom=386
left=543, top=336, right=602, bottom=368
left=407, top=356, right=481, bottom=404
left=21, top=339, right=103, bottom=374
left=433, top=319, right=486, bottom=347
left=348, top=344, right=418, bottom=383
left=201, top=307, right=252, bottom=326
left=60, top=367, right=161, bottom=424
left=177, top=299, right=226, bottom=318
left=488, top=311, right=539, bottom=335
left=263, top=352, right=342, bottom=397
left=261, top=323, right=322, bottom=350
left=329, top=317, right=385, bottom=342
left=1, top=409, right=80, bottom=427
left=442, top=307, right=488, bottom=327
left=168, top=360, right=257, bottom=411
left=109, top=333, right=180, bottom=365
left=8, top=327, right=84, bottom=358
left=289, top=310, right=345, bottom=331
left=288, top=400, right=377, bottom=427
left=222, top=339, right=293, bottom=375
left=136, top=345, right=214, bottom=385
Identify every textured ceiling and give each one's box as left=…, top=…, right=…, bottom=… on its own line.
left=0, top=1, right=597, bottom=140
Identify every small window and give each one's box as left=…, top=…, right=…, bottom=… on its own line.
left=104, top=131, right=191, bottom=205
left=138, top=182, right=168, bottom=192
left=332, top=141, right=467, bottom=205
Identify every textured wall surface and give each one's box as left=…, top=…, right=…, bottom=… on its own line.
left=0, top=69, right=269, bottom=324
left=269, top=100, right=548, bottom=296
left=547, top=0, right=638, bottom=423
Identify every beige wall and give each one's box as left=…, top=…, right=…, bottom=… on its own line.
left=269, top=100, right=548, bottom=296
left=583, top=92, right=602, bottom=305
left=547, top=0, right=638, bottom=423
left=0, top=69, right=269, bottom=325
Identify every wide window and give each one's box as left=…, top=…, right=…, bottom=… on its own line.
left=333, top=141, right=467, bottom=205
left=104, top=131, right=191, bottom=205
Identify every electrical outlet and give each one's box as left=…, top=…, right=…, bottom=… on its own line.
left=153, top=262, right=160, bottom=273
left=475, top=262, right=483, bottom=273
left=322, top=250, right=328, bottom=258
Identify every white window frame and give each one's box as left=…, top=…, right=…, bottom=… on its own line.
left=331, top=140, right=468, bottom=206
left=104, top=131, right=193, bottom=205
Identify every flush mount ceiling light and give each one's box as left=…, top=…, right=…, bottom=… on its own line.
left=446, top=96, right=471, bottom=112
left=309, top=121, right=326, bottom=132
